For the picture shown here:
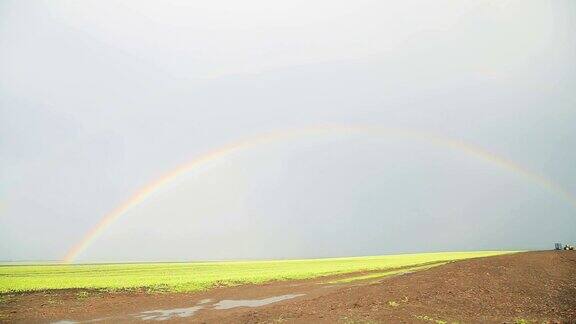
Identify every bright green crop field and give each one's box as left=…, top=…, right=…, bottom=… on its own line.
left=0, top=251, right=515, bottom=293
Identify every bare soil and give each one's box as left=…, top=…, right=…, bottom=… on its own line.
left=1, top=251, right=575, bottom=323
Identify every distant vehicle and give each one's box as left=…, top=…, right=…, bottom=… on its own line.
left=555, top=243, right=562, bottom=250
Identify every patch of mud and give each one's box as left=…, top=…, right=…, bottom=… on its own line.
left=51, top=318, right=109, bottom=324
left=128, top=294, right=304, bottom=321
left=133, top=306, right=204, bottom=321
left=213, top=294, right=305, bottom=310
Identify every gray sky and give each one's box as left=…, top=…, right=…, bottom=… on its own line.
left=1, top=0, right=575, bottom=262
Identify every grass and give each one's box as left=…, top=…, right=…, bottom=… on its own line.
left=388, top=300, right=400, bottom=307
left=0, top=251, right=514, bottom=293
left=328, top=261, right=448, bottom=283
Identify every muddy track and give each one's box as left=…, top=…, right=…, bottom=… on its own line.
left=1, top=251, right=575, bottom=323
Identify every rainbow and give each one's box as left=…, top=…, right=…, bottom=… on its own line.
left=62, top=124, right=576, bottom=263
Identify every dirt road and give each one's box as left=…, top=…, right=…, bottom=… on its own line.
left=1, top=251, right=575, bottom=323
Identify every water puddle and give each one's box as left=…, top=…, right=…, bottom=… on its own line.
left=55, top=294, right=304, bottom=322
left=213, top=294, right=304, bottom=310
left=131, top=298, right=214, bottom=321
left=133, top=306, right=204, bottom=321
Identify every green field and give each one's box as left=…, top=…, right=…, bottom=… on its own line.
left=0, top=251, right=514, bottom=293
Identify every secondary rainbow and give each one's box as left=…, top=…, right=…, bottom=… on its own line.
left=63, top=124, right=576, bottom=263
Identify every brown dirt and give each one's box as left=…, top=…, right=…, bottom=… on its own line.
left=1, top=251, right=575, bottom=323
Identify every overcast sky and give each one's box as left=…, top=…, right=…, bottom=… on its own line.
left=1, top=0, right=575, bottom=262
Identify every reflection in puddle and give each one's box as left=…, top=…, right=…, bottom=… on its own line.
left=133, top=298, right=214, bottom=321
left=213, top=294, right=304, bottom=310
left=52, top=318, right=110, bottom=324
left=133, top=306, right=204, bottom=321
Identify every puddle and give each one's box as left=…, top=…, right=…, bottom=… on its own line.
left=213, top=294, right=305, bottom=310
left=132, top=298, right=213, bottom=321
left=133, top=306, right=204, bottom=321
left=56, top=295, right=304, bottom=322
